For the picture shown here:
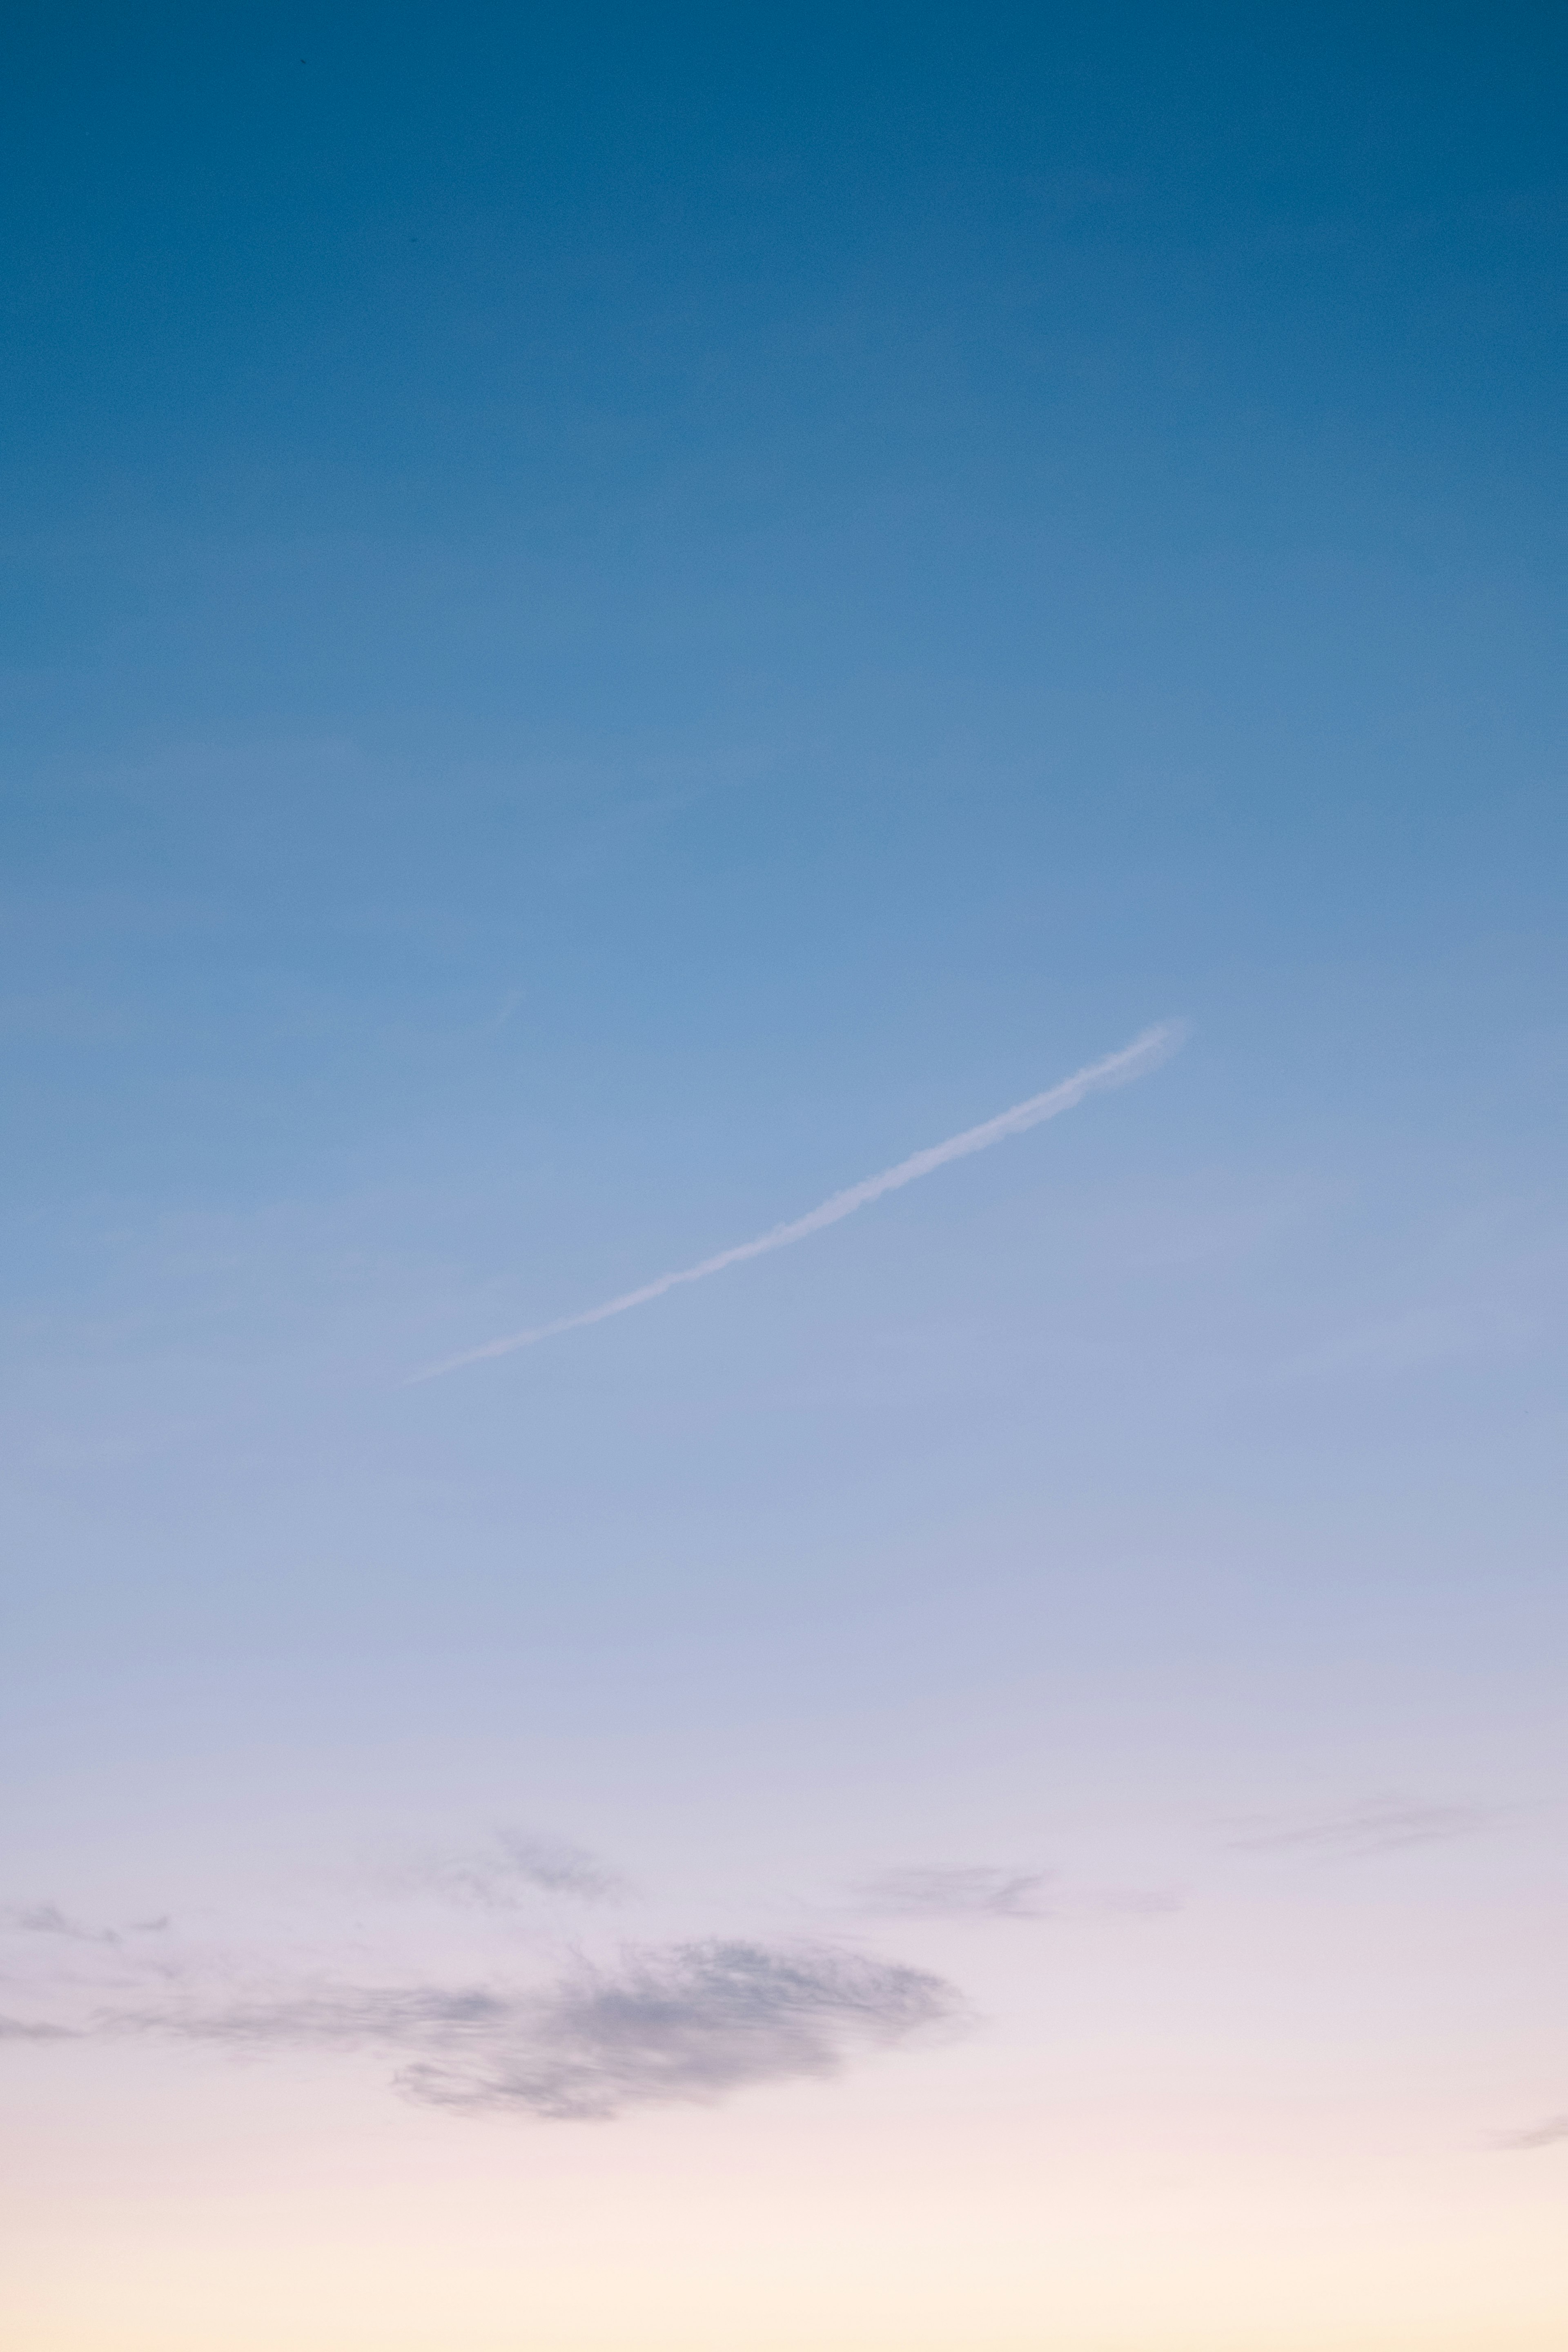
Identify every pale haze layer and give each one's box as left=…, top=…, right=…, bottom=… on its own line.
left=2, top=10, right=1566, bottom=2352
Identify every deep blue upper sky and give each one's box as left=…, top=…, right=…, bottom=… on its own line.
left=5, top=5, right=1564, bottom=1218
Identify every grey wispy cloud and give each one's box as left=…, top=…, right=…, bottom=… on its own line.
left=1492, top=2113, right=1568, bottom=2153
left=0, top=2013, right=81, bottom=2040
left=116, top=1939, right=961, bottom=2121
left=409, top=1831, right=629, bottom=1910
left=853, top=1867, right=1055, bottom=1920
left=1228, top=1798, right=1495, bottom=1859
left=2, top=1901, right=122, bottom=1944
left=848, top=1866, right=1180, bottom=1924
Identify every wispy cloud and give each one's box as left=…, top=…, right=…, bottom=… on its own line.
left=853, top=1867, right=1055, bottom=1920
left=1228, top=1797, right=1495, bottom=1859
left=1492, top=2113, right=1568, bottom=2153
left=415, top=1020, right=1189, bottom=1378
left=1, top=1867, right=962, bottom=2124
left=406, top=1832, right=629, bottom=1911
left=846, top=1866, right=1180, bottom=1925
left=116, top=1939, right=961, bottom=2121
left=2, top=1902, right=121, bottom=1945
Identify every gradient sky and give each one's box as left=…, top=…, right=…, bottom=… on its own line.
left=3, top=8, right=1566, bottom=2348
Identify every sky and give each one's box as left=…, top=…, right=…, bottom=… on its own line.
left=2, top=6, right=1566, bottom=2347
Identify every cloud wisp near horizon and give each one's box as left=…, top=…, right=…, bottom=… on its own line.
left=0, top=1787, right=1540, bottom=2147
left=1493, top=2114, right=1568, bottom=2154
left=0, top=1891, right=961, bottom=2125
left=415, top=1020, right=1189, bottom=1379
left=0, top=1832, right=967, bottom=2125
left=122, top=1940, right=962, bottom=2123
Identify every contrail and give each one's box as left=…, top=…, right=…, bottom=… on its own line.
left=414, top=1019, right=1188, bottom=1380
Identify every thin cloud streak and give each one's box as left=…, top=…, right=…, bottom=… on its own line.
left=845, top=1866, right=1180, bottom=1924
left=854, top=1866, right=1055, bottom=1920
left=1228, top=1798, right=1496, bottom=1859
left=408, top=1832, right=629, bottom=1910
left=416, top=1019, right=1189, bottom=1379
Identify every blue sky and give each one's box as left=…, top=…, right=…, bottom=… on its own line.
left=3, top=9, right=1566, bottom=2348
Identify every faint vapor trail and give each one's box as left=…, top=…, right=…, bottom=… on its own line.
left=414, top=1020, right=1188, bottom=1380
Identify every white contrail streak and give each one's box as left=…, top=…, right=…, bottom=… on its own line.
left=414, top=1019, right=1188, bottom=1381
